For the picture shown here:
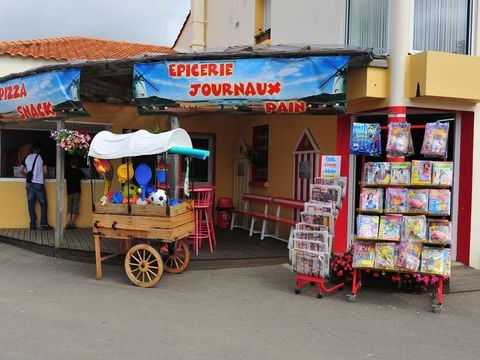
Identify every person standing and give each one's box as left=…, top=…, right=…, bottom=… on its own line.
left=65, top=158, right=85, bottom=229
left=19, top=142, right=52, bottom=230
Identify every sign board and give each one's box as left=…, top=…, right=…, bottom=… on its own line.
left=0, top=69, right=88, bottom=122
left=320, top=155, right=341, bottom=178
left=133, top=56, right=351, bottom=115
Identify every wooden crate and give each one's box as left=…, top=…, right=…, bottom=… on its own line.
left=92, top=200, right=195, bottom=242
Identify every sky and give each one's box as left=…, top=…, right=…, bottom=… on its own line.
left=0, top=0, right=190, bottom=46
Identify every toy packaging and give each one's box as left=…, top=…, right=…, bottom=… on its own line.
left=352, top=241, right=376, bottom=268
left=371, top=162, right=391, bottom=185
left=384, top=187, right=408, bottom=212
left=386, top=122, right=412, bottom=156
left=350, top=122, right=382, bottom=156
left=428, top=220, right=451, bottom=244
left=378, top=214, right=402, bottom=240
left=428, top=189, right=451, bottom=215
left=396, top=241, right=422, bottom=272
left=359, top=188, right=384, bottom=211
left=421, top=122, right=449, bottom=158
left=407, top=189, right=429, bottom=212
left=356, top=214, right=379, bottom=239
left=443, top=248, right=452, bottom=277
left=390, top=162, right=411, bottom=185
left=363, top=162, right=374, bottom=185
left=401, top=215, right=427, bottom=241
left=420, top=247, right=445, bottom=275
left=374, top=242, right=398, bottom=270
left=411, top=160, right=432, bottom=185
left=431, top=162, right=453, bottom=186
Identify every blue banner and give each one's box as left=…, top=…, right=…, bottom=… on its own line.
left=133, top=56, right=351, bottom=114
left=0, top=68, right=88, bottom=122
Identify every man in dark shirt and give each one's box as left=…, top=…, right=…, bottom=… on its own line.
left=65, top=158, right=85, bottom=229
left=19, top=142, right=52, bottom=230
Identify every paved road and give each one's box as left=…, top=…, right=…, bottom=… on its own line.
left=1, top=242, right=479, bottom=360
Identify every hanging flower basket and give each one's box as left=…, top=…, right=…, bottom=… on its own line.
left=50, top=129, right=92, bottom=157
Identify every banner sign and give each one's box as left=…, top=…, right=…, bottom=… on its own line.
left=0, top=68, right=88, bottom=123
left=133, top=55, right=351, bottom=115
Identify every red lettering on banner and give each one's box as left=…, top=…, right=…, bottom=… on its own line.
left=188, top=81, right=282, bottom=98
left=169, top=62, right=235, bottom=78
left=16, top=102, right=56, bottom=120
left=0, top=83, right=27, bottom=102
left=264, top=101, right=307, bottom=113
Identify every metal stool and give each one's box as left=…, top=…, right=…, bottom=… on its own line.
left=189, top=186, right=215, bottom=256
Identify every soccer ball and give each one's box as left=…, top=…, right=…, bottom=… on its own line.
left=148, top=189, right=168, bottom=206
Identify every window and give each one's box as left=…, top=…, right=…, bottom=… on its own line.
left=264, top=0, right=272, bottom=32
left=250, top=125, right=268, bottom=185
left=413, top=0, right=470, bottom=54
left=347, top=0, right=389, bottom=52
left=183, top=134, right=215, bottom=185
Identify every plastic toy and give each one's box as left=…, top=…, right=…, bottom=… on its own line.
left=148, top=189, right=168, bottom=206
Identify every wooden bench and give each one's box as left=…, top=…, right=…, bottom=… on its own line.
left=260, top=197, right=305, bottom=241
left=230, top=193, right=273, bottom=236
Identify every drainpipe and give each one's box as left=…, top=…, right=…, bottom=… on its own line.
left=388, top=0, right=412, bottom=159
left=191, top=0, right=206, bottom=51
left=168, top=116, right=181, bottom=200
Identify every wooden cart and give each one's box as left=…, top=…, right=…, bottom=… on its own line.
left=88, top=128, right=209, bottom=287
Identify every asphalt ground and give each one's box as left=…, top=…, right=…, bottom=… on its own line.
left=1, top=242, right=479, bottom=360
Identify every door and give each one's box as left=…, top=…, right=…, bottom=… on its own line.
left=233, top=138, right=250, bottom=208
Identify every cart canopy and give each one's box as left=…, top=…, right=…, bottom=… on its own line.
left=88, top=128, right=193, bottom=159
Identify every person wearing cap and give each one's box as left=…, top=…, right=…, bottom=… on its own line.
left=19, top=142, right=52, bottom=230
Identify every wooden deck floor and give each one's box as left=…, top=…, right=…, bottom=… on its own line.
left=0, top=227, right=289, bottom=262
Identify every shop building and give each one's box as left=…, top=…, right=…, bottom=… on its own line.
left=1, top=0, right=479, bottom=270
left=172, top=0, right=480, bottom=268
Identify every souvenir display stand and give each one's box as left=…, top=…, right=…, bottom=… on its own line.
left=88, top=129, right=209, bottom=288
left=289, top=177, right=346, bottom=298
left=348, top=121, right=452, bottom=313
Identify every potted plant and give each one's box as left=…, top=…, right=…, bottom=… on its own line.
left=50, top=129, right=91, bottom=157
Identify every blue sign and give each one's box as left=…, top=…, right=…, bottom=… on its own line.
left=0, top=68, right=88, bottom=122
left=133, top=56, right=351, bottom=114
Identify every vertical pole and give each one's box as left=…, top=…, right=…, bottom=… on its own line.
left=54, top=119, right=65, bottom=250
left=169, top=116, right=181, bottom=200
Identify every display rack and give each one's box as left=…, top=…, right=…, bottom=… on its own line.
left=289, top=176, right=346, bottom=298
left=348, top=159, right=452, bottom=313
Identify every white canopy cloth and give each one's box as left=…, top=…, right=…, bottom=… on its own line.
left=88, top=128, right=193, bottom=159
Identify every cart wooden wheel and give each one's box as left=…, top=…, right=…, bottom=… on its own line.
left=160, top=239, right=190, bottom=274
left=124, top=244, right=163, bottom=288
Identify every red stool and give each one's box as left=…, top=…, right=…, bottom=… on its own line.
left=188, top=186, right=216, bottom=256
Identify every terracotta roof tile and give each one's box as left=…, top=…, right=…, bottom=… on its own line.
left=0, top=36, right=173, bottom=61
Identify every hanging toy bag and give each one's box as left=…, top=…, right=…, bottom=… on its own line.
left=421, top=122, right=449, bottom=158
left=349, top=122, right=382, bottom=156
left=386, top=122, right=413, bottom=157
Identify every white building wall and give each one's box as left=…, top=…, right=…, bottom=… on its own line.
left=0, top=56, right=63, bottom=77
left=173, top=16, right=194, bottom=53
left=204, top=0, right=255, bottom=49
left=188, top=0, right=346, bottom=50
left=272, top=0, right=346, bottom=45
